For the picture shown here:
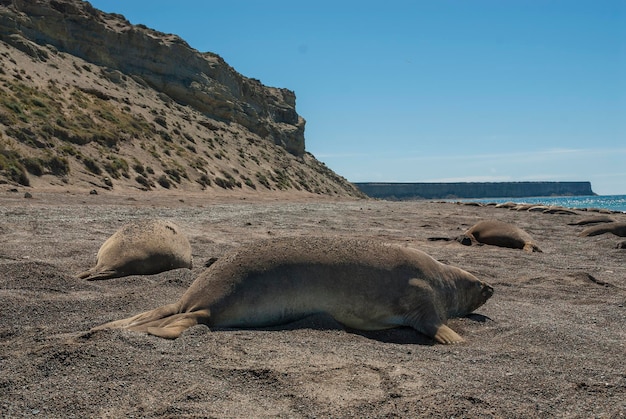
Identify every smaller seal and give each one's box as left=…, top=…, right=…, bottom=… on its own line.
left=578, top=222, right=626, bottom=238
left=77, top=219, right=192, bottom=280
left=458, top=220, right=542, bottom=252
left=568, top=215, right=616, bottom=226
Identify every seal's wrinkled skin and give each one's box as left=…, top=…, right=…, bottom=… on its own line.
left=94, top=236, right=493, bottom=344
left=459, top=220, right=542, bottom=253
left=77, top=219, right=192, bottom=280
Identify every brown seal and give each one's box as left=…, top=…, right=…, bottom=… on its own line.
left=568, top=215, right=616, bottom=226
left=93, top=236, right=493, bottom=344
left=578, top=222, right=626, bottom=237
left=458, top=220, right=542, bottom=252
left=77, top=219, right=192, bottom=280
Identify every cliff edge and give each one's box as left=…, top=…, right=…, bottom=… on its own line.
left=0, top=0, right=363, bottom=196
left=0, top=0, right=304, bottom=155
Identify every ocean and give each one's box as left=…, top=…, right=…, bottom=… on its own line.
left=461, top=195, right=626, bottom=213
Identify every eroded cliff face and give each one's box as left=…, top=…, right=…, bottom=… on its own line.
left=0, top=0, right=305, bottom=156
left=0, top=0, right=363, bottom=196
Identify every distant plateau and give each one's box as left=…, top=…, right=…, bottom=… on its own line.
left=354, top=181, right=595, bottom=200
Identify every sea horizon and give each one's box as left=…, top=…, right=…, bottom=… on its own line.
left=459, top=194, right=626, bottom=213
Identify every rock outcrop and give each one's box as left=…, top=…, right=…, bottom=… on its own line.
left=0, top=0, right=304, bottom=156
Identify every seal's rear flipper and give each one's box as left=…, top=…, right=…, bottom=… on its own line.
left=92, top=303, right=180, bottom=331
left=92, top=305, right=210, bottom=340
left=77, top=269, right=119, bottom=281
left=145, top=311, right=209, bottom=339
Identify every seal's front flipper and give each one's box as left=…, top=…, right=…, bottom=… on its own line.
left=433, top=324, right=465, bottom=344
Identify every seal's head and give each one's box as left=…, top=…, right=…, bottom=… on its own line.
left=444, top=268, right=494, bottom=317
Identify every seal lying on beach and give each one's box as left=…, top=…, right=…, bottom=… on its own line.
left=93, top=236, right=493, bottom=344
left=458, top=220, right=542, bottom=253
left=568, top=215, right=616, bottom=226
left=578, top=222, right=626, bottom=238
left=77, top=219, right=192, bottom=280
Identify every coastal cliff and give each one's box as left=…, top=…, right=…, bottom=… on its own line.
left=354, top=182, right=595, bottom=200
left=0, top=0, right=304, bottom=155
left=0, top=0, right=363, bottom=196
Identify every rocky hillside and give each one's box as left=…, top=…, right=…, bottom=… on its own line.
left=0, top=0, right=363, bottom=197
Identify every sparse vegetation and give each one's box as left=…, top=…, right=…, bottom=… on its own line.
left=8, top=165, right=30, bottom=185
left=21, top=157, right=44, bottom=176
left=0, top=29, right=361, bottom=198
left=214, top=171, right=241, bottom=189
left=103, top=156, right=129, bottom=179
left=242, top=176, right=256, bottom=189
left=46, top=156, right=70, bottom=176
left=83, top=157, right=101, bottom=175
left=0, top=147, right=29, bottom=185
left=196, top=174, right=211, bottom=188
left=135, top=175, right=152, bottom=189
left=272, top=169, right=292, bottom=190
left=157, top=175, right=171, bottom=189
left=255, top=172, right=271, bottom=189
left=154, top=115, right=167, bottom=128
left=132, top=162, right=145, bottom=174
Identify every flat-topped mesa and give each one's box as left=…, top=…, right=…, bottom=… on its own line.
left=354, top=181, right=596, bottom=200
left=0, top=0, right=305, bottom=156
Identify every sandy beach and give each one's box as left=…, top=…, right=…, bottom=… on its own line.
left=1, top=190, right=625, bottom=418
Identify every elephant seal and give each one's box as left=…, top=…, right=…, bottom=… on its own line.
left=578, top=222, right=626, bottom=237
left=458, top=220, right=542, bottom=252
left=541, top=207, right=579, bottom=215
left=77, top=219, right=192, bottom=280
left=568, top=215, right=616, bottom=226
left=495, top=202, right=517, bottom=209
left=93, top=236, right=493, bottom=344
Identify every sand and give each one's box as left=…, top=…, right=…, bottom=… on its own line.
left=1, top=190, right=625, bottom=418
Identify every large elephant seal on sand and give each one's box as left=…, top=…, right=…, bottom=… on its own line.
left=458, top=220, right=542, bottom=253
left=578, top=222, right=626, bottom=237
left=93, top=236, right=493, bottom=344
left=77, top=219, right=192, bottom=280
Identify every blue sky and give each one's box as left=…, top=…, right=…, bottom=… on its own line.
left=89, top=1, right=625, bottom=195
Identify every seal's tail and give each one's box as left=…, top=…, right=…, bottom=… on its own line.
left=92, top=303, right=210, bottom=339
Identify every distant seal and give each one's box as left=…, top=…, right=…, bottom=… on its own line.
left=93, top=236, right=493, bottom=344
left=541, top=207, right=579, bottom=215
left=578, top=222, right=626, bottom=238
left=568, top=215, right=616, bottom=226
left=458, top=220, right=542, bottom=252
left=77, top=219, right=192, bottom=280
left=526, top=205, right=549, bottom=212
left=495, top=202, right=517, bottom=209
